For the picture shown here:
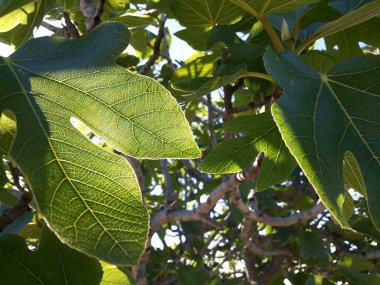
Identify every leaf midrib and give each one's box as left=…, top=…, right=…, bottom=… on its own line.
left=324, top=77, right=380, bottom=167
left=4, top=60, right=134, bottom=263
left=12, top=62, right=187, bottom=157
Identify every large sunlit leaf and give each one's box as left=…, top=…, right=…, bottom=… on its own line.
left=264, top=47, right=380, bottom=231
left=0, top=226, right=103, bottom=284
left=199, top=112, right=296, bottom=190
left=170, top=0, right=244, bottom=27
left=0, top=22, right=200, bottom=265
left=229, top=0, right=320, bottom=17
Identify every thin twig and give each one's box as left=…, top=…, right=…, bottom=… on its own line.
left=63, top=12, right=80, bottom=39
left=231, top=188, right=325, bottom=227
left=232, top=95, right=273, bottom=113
left=206, top=94, right=218, bottom=147
left=0, top=192, right=32, bottom=230
left=139, top=20, right=166, bottom=75
left=202, top=97, right=223, bottom=116
left=41, top=21, right=65, bottom=37
left=150, top=152, right=264, bottom=232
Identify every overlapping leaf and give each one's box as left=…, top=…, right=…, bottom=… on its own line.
left=299, top=1, right=380, bottom=54
left=199, top=112, right=296, bottom=190
left=264, top=48, right=380, bottom=231
left=0, top=226, right=103, bottom=285
left=0, top=22, right=200, bottom=264
left=0, top=0, right=56, bottom=47
left=230, top=0, right=320, bottom=16
left=170, top=0, right=244, bottom=27
left=0, top=112, right=15, bottom=187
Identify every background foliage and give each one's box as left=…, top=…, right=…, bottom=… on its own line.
left=0, top=0, right=379, bottom=284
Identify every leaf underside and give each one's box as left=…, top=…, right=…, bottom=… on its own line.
left=0, top=226, right=103, bottom=285
left=0, top=22, right=200, bottom=264
left=264, top=48, right=380, bottom=231
left=199, top=112, right=296, bottom=190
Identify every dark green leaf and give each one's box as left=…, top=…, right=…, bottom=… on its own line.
left=0, top=226, right=103, bottom=284
left=199, top=112, right=296, bottom=190
left=265, top=48, right=380, bottom=231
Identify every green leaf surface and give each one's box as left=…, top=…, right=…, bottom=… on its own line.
left=101, top=262, right=135, bottom=285
left=199, top=112, right=296, bottom=190
left=0, top=226, right=103, bottom=285
left=0, top=0, right=56, bottom=47
left=0, top=112, right=16, bottom=187
left=339, top=266, right=380, bottom=285
left=0, top=22, right=199, bottom=264
left=174, top=69, right=247, bottom=101
left=264, top=48, right=380, bottom=231
left=116, top=10, right=156, bottom=28
left=343, top=152, right=366, bottom=197
left=299, top=1, right=380, bottom=52
left=170, top=0, right=244, bottom=27
left=0, top=0, right=36, bottom=17
left=230, top=0, right=320, bottom=16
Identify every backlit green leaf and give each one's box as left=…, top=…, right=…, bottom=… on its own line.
left=171, top=0, right=244, bottom=27
left=0, top=0, right=56, bottom=47
left=299, top=1, right=380, bottom=53
left=0, top=22, right=199, bottom=265
left=199, top=112, right=296, bottom=190
left=0, top=226, right=103, bottom=285
left=264, top=47, right=380, bottom=231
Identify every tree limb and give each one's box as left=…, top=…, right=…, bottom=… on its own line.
left=40, top=21, right=65, bottom=37
left=150, top=152, right=264, bottom=232
left=139, top=19, right=166, bottom=75
left=0, top=192, right=32, bottom=230
left=63, top=12, right=80, bottom=39
left=80, top=0, right=97, bottom=30
left=231, top=186, right=325, bottom=227
left=87, top=0, right=106, bottom=31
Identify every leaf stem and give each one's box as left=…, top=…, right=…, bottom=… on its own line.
left=258, top=15, right=285, bottom=52
left=240, top=72, right=275, bottom=83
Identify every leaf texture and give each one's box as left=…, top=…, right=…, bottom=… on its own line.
left=0, top=22, right=199, bottom=264
left=264, top=47, right=380, bottom=231
left=171, top=0, right=244, bottom=27
left=0, top=226, right=103, bottom=285
left=199, top=112, right=296, bottom=190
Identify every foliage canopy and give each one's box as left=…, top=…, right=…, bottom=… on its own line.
left=0, top=0, right=379, bottom=284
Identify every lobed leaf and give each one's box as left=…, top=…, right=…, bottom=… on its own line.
left=264, top=47, right=380, bottom=231
left=0, top=22, right=199, bottom=264
left=199, top=112, right=296, bottom=190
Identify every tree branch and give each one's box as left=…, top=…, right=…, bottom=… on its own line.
left=231, top=188, right=325, bottom=227
left=0, top=192, right=32, bottom=230
left=150, top=152, right=264, bottom=232
left=87, top=0, right=106, bottom=31
left=139, top=19, right=166, bottom=75
left=40, top=21, right=65, bottom=37
left=63, top=12, right=80, bottom=39
left=80, top=0, right=96, bottom=30
left=206, top=94, right=218, bottom=147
